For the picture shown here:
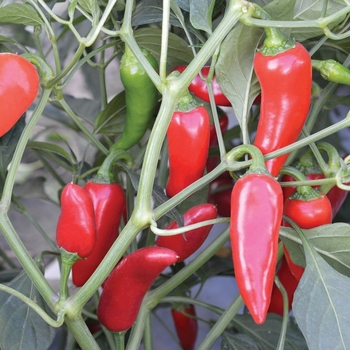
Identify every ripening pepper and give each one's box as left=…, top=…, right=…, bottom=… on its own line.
left=253, top=36, right=312, bottom=176
left=155, top=203, right=217, bottom=262
left=56, top=183, right=97, bottom=258
left=0, top=53, right=39, bottom=137
left=97, top=247, right=178, bottom=332
left=171, top=304, right=198, bottom=350
left=166, top=90, right=210, bottom=198
left=228, top=145, right=283, bottom=324
left=72, top=181, right=125, bottom=286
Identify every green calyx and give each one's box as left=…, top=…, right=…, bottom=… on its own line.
left=175, top=88, right=200, bottom=112
left=290, top=186, right=324, bottom=202
left=249, top=3, right=294, bottom=56
left=295, top=149, right=322, bottom=175
left=312, top=59, right=350, bottom=86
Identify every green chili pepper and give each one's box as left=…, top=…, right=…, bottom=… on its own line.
left=312, top=59, right=350, bottom=86
left=111, top=45, right=159, bottom=151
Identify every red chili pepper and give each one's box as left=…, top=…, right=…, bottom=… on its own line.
left=171, top=304, right=198, bottom=350
left=253, top=42, right=312, bottom=176
left=0, top=53, right=39, bottom=137
left=166, top=90, right=210, bottom=198
left=283, top=185, right=332, bottom=280
left=267, top=256, right=299, bottom=316
left=229, top=145, right=283, bottom=324
left=97, top=247, right=178, bottom=332
left=72, top=181, right=125, bottom=287
left=174, top=65, right=231, bottom=106
left=206, top=112, right=229, bottom=173
left=56, top=183, right=96, bottom=258
left=155, top=203, right=217, bottom=262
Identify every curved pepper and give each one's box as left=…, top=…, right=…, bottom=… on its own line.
left=155, top=203, right=217, bottom=262
left=0, top=53, right=39, bottom=137
left=171, top=304, right=198, bottom=350
left=72, top=181, right=125, bottom=286
left=56, top=183, right=96, bottom=258
left=97, top=247, right=178, bottom=332
left=111, top=45, right=158, bottom=151
left=166, top=90, right=210, bottom=198
left=253, top=42, right=312, bottom=176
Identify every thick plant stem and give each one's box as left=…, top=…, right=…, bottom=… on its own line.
left=65, top=316, right=101, bottom=350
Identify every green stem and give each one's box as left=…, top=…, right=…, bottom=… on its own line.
left=0, top=213, right=58, bottom=309
left=58, top=98, right=109, bottom=155
left=68, top=219, right=142, bottom=312
left=65, top=316, right=101, bottom=350
left=160, top=0, right=171, bottom=82
left=275, top=276, right=288, bottom=350
left=114, top=332, right=125, bottom=350
left=143, top=314, right=153, bottom=350
left=197, top=294, right=244, bottom=350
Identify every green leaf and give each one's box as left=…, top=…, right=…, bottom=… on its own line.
left=280, top=223, right=350, bottom=277
left=0, top=268, right=56, bottom=350
left=189, top=0, right=215, bottom=34
left=134, top=28, right=194, bottom=71
left=293, top=230, right=350, bottom=349
left=94, top=91, right=126, bottom=135
left=293, top=0, right=346, bottom=41
left=221, top=333, right=259, bottom=350
left=174, top=0, right=189, bottom=11
left=78, top=0, right=100, bottom=18
left=231, top=314, right=307, bottom=350
left=215, top=0, right=295, bottom=137
left=0, top=4, right=43, bottom=26
left=27, top=141, right=74, bottom=170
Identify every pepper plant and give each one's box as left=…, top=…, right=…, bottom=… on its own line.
left=1, top=0, right=350, bottom=349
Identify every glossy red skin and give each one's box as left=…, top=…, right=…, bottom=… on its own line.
left=97, top=247, right=178, bottom=332
left=206, top=114, right=229, bottom=173
left=253, top=43, right=312, bottom=177
left=72, top=182, right=126, bottom=287
left=327, top=185, right=349, bottom=218
left=282, top=194, right=332, bottom=280
left=171, top=304, right=198, bottom=350
left=282, top=173, right=324, bottom=202
left=56, top=183, right=96, bottom=258
left=166, top=106, right=210, bottom=198
left=0, top=53, right=39, bottom=137
left=174, top=65, right=231, bottom=106
left=155, top=204, right=217, bottom=262
left=267, top=256, right=299, bottom=316
left=230, top=173, right=283, bottom=324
